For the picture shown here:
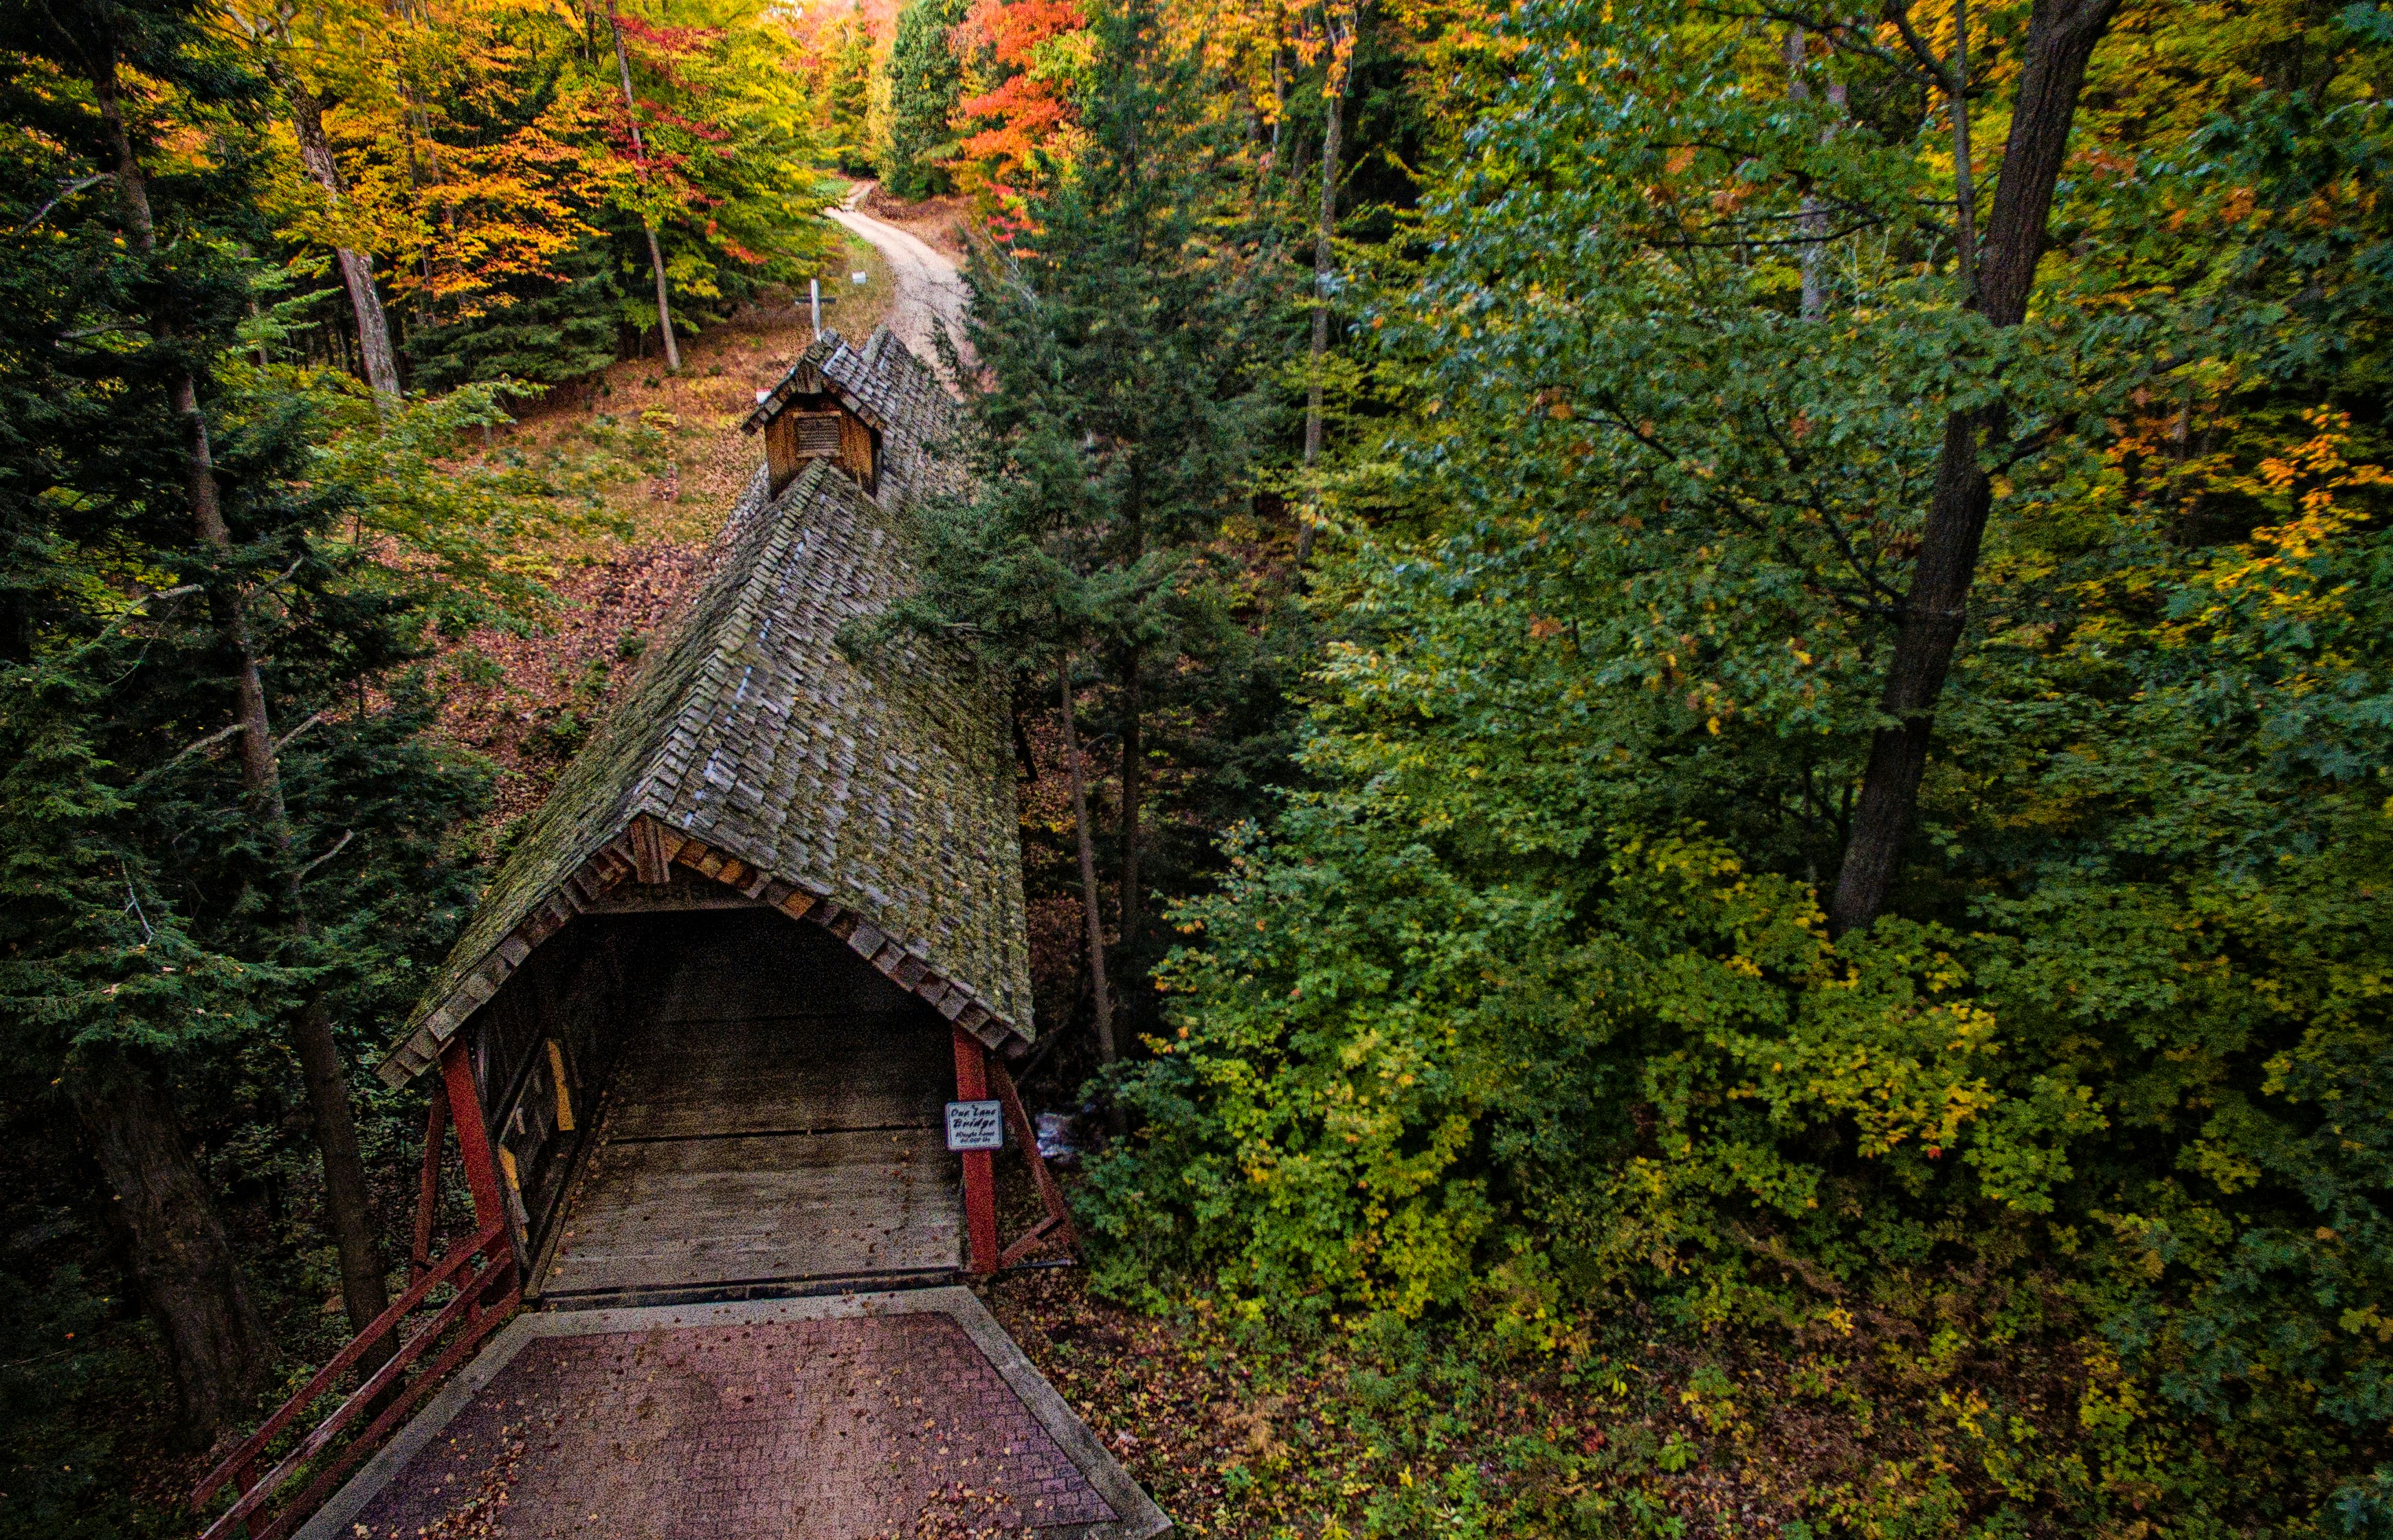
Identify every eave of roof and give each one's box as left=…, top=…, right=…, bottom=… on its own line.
left=740, top=328, right=890, bottom=436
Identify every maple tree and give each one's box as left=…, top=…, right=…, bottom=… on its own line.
left=952, top=0, right=1090, bottom=203
left=803, top=2, right=882, bottom=172
left=232, top=0, right=832, bottom=389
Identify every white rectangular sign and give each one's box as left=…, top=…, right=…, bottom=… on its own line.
left=944, top=1100, right=1003, bottom=1152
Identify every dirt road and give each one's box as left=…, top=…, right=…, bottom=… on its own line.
left=827, top=182, right=975, bottom=382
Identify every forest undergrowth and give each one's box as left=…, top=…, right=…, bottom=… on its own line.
left=990, top=1255, right=2115, bottom=1540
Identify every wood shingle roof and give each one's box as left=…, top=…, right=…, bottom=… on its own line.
left=377, top=329, right=1027, bottom=1088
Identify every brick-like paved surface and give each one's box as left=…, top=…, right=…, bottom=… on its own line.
left=346, top=1313, right=1115, bottom=1538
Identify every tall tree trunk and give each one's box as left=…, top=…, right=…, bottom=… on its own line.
left=1294, top=26, right=1350, bottom=567
left=271, top=60, right=403, bottom=402
left=1060, top=660, right=1117, bottom=1069
left=1947, top=0, right=1981, bottom=296
left=96, top=56, right=394, bottom=1348
left=1827, top=0, right=2121, bottom=935
left=1268, top=47, right=1285, bottom=165
left=1784, top=26, right=1848, bottom=320
left=1118, top=657, right=1142, bottom=947
left=69, top=1058, right=269, bottom=1449
left=608, top=1, right=681, bottom=372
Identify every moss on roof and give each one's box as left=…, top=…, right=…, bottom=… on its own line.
left=379, top=329, right=1027, bottom=1085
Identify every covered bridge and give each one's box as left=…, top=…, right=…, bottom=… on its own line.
left=382, top=325, right=1051, bottom=1306
left=192, top=328, right=1139, bottom=1540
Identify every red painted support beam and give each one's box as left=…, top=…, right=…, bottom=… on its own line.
left=953, top=1028, right=999, bottom=1275
left=439, top=1039, right=504, bottom=1229
left=990, top=1057, right=1078, bottom=1259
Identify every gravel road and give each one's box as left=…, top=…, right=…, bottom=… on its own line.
left=826, top=183, right=975, bottom=384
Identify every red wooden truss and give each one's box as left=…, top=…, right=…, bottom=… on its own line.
left=190, top=1042, right=516, bottom=1540
left=952, top=1028, right=1080, bottom=1274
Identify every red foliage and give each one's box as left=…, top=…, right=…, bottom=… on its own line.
left=954, top=0, right=1087, bottom=192
left=957, top=0, right=1083, bottom=68
left=613, top=16, right=724, bottom=58
left=640, top=101, right=733, bottom=144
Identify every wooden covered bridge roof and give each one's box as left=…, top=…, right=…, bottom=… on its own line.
left=378, top=329, right=1031, bottom=1089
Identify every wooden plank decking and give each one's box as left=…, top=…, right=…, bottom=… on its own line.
left=535, top=938, right=963, bottom=1302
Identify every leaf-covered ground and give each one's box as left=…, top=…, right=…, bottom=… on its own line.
left=860, top=183, right=972, bottom=262
left=980, top=1245, right=2116, bottom=1539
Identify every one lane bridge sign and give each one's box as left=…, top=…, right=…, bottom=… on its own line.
left=945, top=1099, right=1003, bottom=1152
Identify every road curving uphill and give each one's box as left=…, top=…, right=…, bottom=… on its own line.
left=826, top=182, right=976, bottom=388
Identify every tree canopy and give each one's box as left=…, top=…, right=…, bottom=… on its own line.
left=4, top=0, right=2391, bottom=1533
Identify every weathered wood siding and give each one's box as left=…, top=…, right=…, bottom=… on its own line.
left=467, top=918, right=656, bottom=1257
left=765, top=401, right=876, bottom=497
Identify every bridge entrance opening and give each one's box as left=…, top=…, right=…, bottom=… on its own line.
left=477, top=906, right=964, bottom=1308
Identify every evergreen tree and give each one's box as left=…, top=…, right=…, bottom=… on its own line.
left=0, top=0, right=289, bottom=1443
left=869, top=0, right=1280, bottom=1077
left=405, top=236, right=624, bottom=391
left=882, top=0, right=970, bottom=197
left=825, top=6, right=879, bottom=175
left=0, top=0, right=490, bottom=1448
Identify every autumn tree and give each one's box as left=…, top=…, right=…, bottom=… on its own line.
left=229, top=0, right=832, bottom=392
left=1087, top=0, right=2393, bottom=1529
left=951, top=0, right=1089, bottom=205
left=224, top=1, right=407, bottom=401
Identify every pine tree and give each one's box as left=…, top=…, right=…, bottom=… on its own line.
left=883, top=0, right=970, bottom=196
left=825, top=6, right=880, bottom=174
left=0, top=0, right=289, bottom=1441
left=0, top=0, right=491, bottom=1442
left=867, top=0, right=1276, bottom=1078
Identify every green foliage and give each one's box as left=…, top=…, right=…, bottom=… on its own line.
left=1082, top=0, right=2393, bottom=1531
left=405, top=234, right=623, bottom=390
left=0, top=0, right=495, bottom=1483
left=823, top=10, right=878, bottom=175
left=0, top=634, right=293, bottom=1169
left=883, top=0, right=972, bottom=198
left=889, top=0, right=1268, bottom=680
left=862, top=0, right=1296, bottom=1040
left=614, top=0, right=841, bottom=322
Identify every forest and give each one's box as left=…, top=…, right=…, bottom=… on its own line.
left=1, top=0, right=2388, bottom=1534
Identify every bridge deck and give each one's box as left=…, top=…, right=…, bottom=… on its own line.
left=533, top=956, right=963, bottom=1304
left=301, top=1292, right=1169, bottom=1540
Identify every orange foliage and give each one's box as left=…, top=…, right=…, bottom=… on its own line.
left=955, top=0, right=1089, bottom=200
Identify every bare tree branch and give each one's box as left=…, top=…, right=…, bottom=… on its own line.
left=293, top=828, right=355, bottom=882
